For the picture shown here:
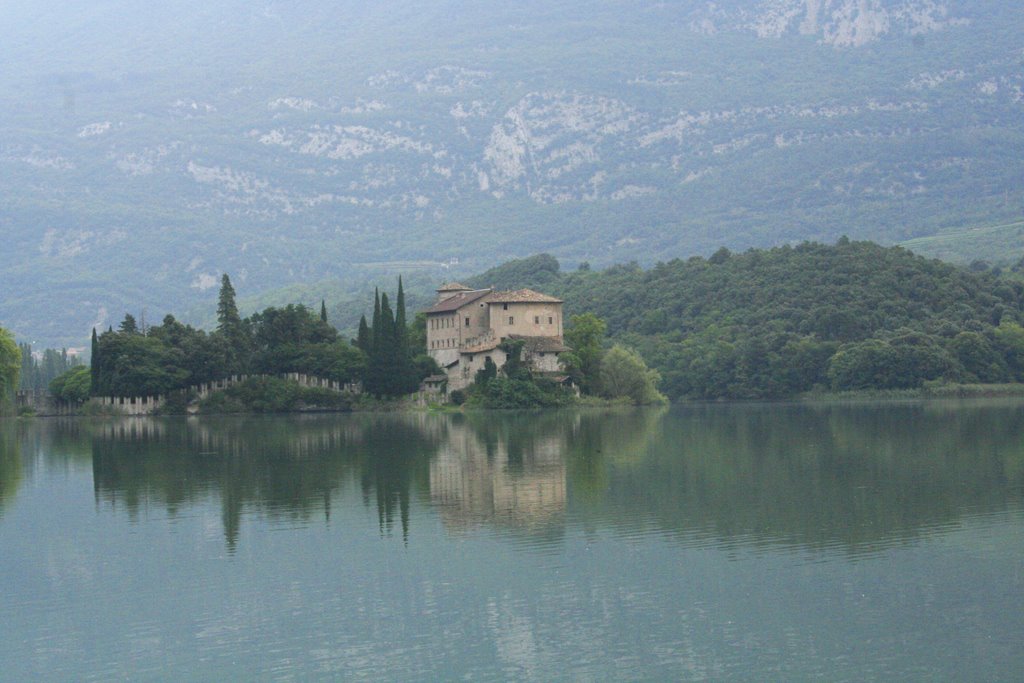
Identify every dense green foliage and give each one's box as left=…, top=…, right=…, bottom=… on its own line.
left=468, top=339, right=575, bottom=409
left=49, top=366, right=91, bottom=403
left=469, top=242, right=1024, bottom=399
left=361, top=278, right=436, bottom=397
left=597, top=345, right=667, bottom=405
left=0, top=328, right=19, bottom=411
left=18, top=344, right=83, bottom=392
left=92, top=278, right=367, bottom=397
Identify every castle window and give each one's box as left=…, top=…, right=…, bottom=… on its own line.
left=534, top=316, right=540, bottom=324
left=549, top=317, right=553, bottom=324
left=465, top=317, right=470, bottom=327
left=503, top=303, right=508, bottom=311
left=508, top=316, right=514, bottom=325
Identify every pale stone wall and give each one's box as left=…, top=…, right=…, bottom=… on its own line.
left=487, top=302, right=562, bottom=341
left=89, top=373, right=359, bottom=415
left=426, top=298, right=492, bottom=367
left=452, top=346, right=509, bottom=391
left=522, top=349, right=562, bottom=373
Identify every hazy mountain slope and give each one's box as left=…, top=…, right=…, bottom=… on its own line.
left=1, top=0, right=1022, bottom=346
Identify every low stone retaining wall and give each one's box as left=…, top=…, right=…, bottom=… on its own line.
left=91, top=374, right=363, bottom=415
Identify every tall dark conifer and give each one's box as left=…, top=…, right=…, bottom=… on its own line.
left=216, top=274, right=249, bottom=375
left=371, top=289, right=381, bottom=352
left=217, top=274, right=241, bottom=332
left=357, top=315, right=371, bottom=354
left=90, top=328, right=99, bottom=396
left=395, top=277, right=407, bottom=345
left=379, top=293, right=397, bottom=395
left=320, top=299, right=328, bottom=323
left=394, top=276, right=418, bottom=393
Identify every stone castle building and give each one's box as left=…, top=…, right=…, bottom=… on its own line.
left=424, top=283, right=569, bottom=391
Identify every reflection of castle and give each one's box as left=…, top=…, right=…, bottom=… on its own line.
left=429, top=423, right=567, bottom=532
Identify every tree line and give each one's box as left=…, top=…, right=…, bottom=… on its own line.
left=467, top=240, right=1024, bottom=399
left=88, top=275, right=435, bottom=400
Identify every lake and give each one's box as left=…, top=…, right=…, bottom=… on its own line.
left=1, top=402, right=1022, bottom=681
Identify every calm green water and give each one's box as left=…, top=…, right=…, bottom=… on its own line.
left=1, top=402, right=1022, bottom=681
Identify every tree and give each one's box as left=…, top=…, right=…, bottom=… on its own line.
left=320, top=299, right=328, bottom=323
left=217, top=274, right=241, bottom=332
left=50, top=366, right=91, bottom=403
left=215, top=274, right=251, bottom=374
left=356, top=315, right=371, bottom=354
left=499, top=339, right=530, bottom=381
left=119, top=313, right=139, bottom=335
left=0, top=328, right=20, bottom=408
left=598, top=345, right=666, bottom=404
left=90, top=328, right=99, bottom=396
left=562, top=313, right=607, bottom=394
left=475, top=356, right=497, bottom=387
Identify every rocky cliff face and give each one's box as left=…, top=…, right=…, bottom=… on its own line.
left=0, top=0, right=1020, bottom=345
left=690, top=0, right=965, bottom=46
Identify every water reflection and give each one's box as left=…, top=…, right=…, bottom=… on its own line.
left=587, top=401, right=1024, bottom=557
left=12, top=401, right=1024, bottom=554
left=430, top=413, right=571, bottom=534
left=0, top=424, right=23, bottom=516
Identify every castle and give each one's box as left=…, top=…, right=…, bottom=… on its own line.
left=424, top=283, right=569, bottom=391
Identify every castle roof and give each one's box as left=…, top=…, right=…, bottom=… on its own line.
left=436, top=282, right=472, bottom=292
left=461, top=338, right=502, bottom=354
left=509, top=335, right=570, bottom=353
left=486, top=288, right=563, bottom=304
left=423, top=288, right=492, bottom=314
left=460, top=335, right=569, bottom=355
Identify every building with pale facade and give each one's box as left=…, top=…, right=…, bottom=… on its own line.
left=424, top=282, right=570, bottom=391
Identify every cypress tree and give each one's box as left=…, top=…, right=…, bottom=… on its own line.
left=366, top=289, right=384, bottom=395
left=90, top=328, right=99, bottom=396
left=395, top=276, right=407, bottom=345
left=320, top=299, right=328, bottom=323
left=371, top=289, right=381, bottom=352
left=380, top=293, right=396, bottom=366
left=394, top=276, right=418, bottom=393
left=379, top=293, right=397, bottom=395
left=357, top=315, right=371, bottom=354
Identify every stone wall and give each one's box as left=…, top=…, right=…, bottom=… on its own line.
left=15, top=390, right=80, bottom=416
left=90, top=373, right=363, bottom=416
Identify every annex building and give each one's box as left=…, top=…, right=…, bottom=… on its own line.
left=424, top=283, right=569, bottom=391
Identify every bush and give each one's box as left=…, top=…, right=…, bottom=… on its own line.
left=49, top=366, right=92, bottom=403
left=598, top=345, right=667, bottom=405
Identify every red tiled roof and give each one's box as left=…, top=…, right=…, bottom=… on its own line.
left=486, top=288, right=563, bottom=304
left=423, top=288, right=492, bottom=314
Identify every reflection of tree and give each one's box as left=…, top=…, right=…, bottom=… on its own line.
left=89, top=415, right=440, bottom=551
left=579, top=402, right=1024, bottom=555
left=0, top=424, right=23, bottom=516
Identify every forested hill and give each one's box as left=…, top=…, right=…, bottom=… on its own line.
left=467, top=242, right=1024, bottom=399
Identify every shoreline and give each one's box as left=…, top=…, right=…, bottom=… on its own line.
left=11, top=383, right=1024, bottom=418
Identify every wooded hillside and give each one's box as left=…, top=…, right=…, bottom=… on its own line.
left=468, top=241, right=1024, bottom=399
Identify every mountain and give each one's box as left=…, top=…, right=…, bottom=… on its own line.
left=2, top=1, right=1022, bottom=346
